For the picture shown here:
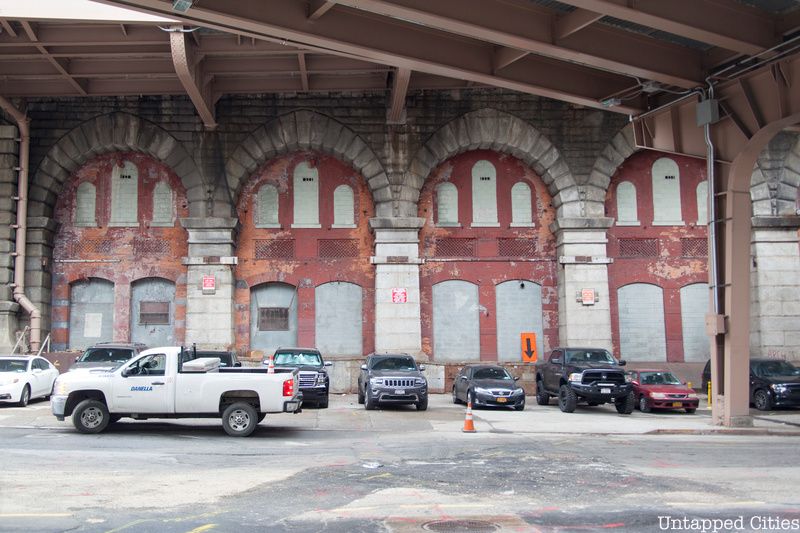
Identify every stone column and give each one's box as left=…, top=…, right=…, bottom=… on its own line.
left=750, top=216, right=800, bottom=360
left=181, top=217, right=238, bottom=349
left=552, top=218, right=614, bottom=351
left=370, top=217, right=425, bottom=356
left=0, top=124, right=18, bottom=352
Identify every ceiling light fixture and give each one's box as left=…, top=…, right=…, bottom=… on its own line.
left=172, top=0, right=194, bottom=13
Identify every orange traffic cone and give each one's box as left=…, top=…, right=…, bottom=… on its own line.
left=267, top=355, right=275, bottom=374
left=462, top=401, right=476, bottom=433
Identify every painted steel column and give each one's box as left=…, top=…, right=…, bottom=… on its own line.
left=552, top=218, right=614, bottom=351
left=0, top=124, right=20, bottom=352
left=370, top=217, right=425, bottom=356
left=180, top=217, right=238, bottom=350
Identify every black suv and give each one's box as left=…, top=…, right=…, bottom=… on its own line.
left=70, top=342, right=148, bottom=371
left=358, top=354, right=428, bottom=411
left=265, top=348, right=331, bottom=408
left=702, top=358, right=800, bottom=411
left=535, top=347, right=634, bottom=414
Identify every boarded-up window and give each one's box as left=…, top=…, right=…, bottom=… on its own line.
left=471, top=160, right=499, bottom=227
left=75, top=182, right=97, bottom=227
left=292, top=161, right=320, bottom=228
left=332, top=184, right=355, bottom=227
left=681, top=283, right=709, bottom=362
left=618, top=283, right=667, bottom=361
left=616, top=181, right=639, bottom=225
left=139, top=301, right=170, bottom=325
left=696, top=181, right=708, bottom=225
left=151, top=182, right=173, bottom=226
left=652, top=158, right=683, bottom=225
left=510, top=182, right=533, bottom=227
left=435, top=182, right=459, bottom=226
left=259, top=307, right=289, bottom=331
left=256, top=184, right=280, bottom=228
left=109, top=160, right=139, bottom=226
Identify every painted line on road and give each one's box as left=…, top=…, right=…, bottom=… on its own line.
left=0, top=513, right=72, bottom=518
left=187, top=525, right=217, bottom=533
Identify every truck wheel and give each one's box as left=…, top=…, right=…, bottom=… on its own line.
left=416, top=396, right=428, bottom=411
left=222, top=402, right=259, bottom=437
left=318, top=395, right=329, bottom=409
left=535, top=381, right=550, bottom=406
left=638, top=395, right=651, bottom=413
left=72, top=399, right=110, bottom=434
left=615, top=392, right=635, bottom=415
left=364, top=389, right=376, bottom=411
left=558, top=385, right=577, bottom=413
left=357, top=386, right=365, bottom=405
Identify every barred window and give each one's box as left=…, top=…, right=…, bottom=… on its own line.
left=139, top=301, right=170, bottom=325
left=259, top=307, right=289, bottom=331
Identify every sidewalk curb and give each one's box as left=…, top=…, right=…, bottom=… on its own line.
left=646, top=428, right=800, bottom=436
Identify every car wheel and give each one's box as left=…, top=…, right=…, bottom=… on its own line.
left=318, top=395, right=329, bottom=409
left=615, top=392, right=635, bottom=415
left=685, top=408, right=696, bottom=414
left=638, top=395, right=651, bottom=413
left=754, top=389, right=772, bottom=411
left=452, top=386, right=460, bottom=404
left=535, top=381, right=549, bottom=406
left=17, top=385, right=30, bottom=407
left=364, top=388, right=376, bottom=411
left=514, top=398, right=525, bottom=411
left=72, top=399, right=110, bottom=434
left=416, top=396, right=428, bottom=411
left=357, top=385, right=365, bottom=405
left=558, top=384, right=577, bottom=413
left=222, top=402, right=259, bottom=437
left=468, top=389, right=477, bottom=407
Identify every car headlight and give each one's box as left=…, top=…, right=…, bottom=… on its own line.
left=370, top=377, right=384, bottom=386
left=568, top=373, right=582, bottom=383
left=316, top=373, right=327, bottom=386
left=686, top=393, right=699, bottom=399
left=771, top=384, right=787, bottom=393
left=415, top=378, right=426, bottom=386
left=650, top=392, right=668, bottom=399
left=54, top=378, right=68, bottom=396
left=474, top=387, right=491, bottom=395
left=0, top=377, right=19, bottom=386
left=624, top=374, right=633, bottom=383
left=511, top=388, right=524, bottom=395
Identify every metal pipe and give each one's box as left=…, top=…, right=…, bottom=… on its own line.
left=0, top=96, right=41, bottom=353
left=703, top=81, right=720, bottom=316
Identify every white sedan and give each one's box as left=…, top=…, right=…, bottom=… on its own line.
left=0, top=356, right=59, bottom=407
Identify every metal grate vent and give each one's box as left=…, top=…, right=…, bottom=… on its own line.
left=497, top=238, right=536, bottom=257
left=618, top=238, right=659, bottom=257
left=681, top=238, right=708, bottom=257
left=435, top=238, right=476, bottom=257
left=70, top=238, right=114, bottom=255
left=133, top=238, right=169, bottom=256
left=254, top=239, right=295, bottom=260
left=318, top=239, right=359, bottom=258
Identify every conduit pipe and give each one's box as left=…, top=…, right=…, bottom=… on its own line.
left=0, top=96, right=41, bottom=353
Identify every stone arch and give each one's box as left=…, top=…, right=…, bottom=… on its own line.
left=225, top=110, right=390, bottom=216
left=30, top=112, right=205, bottom=218
left=408, top=108, right=579, bottom=218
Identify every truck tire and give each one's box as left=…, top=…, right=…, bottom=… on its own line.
left=416, top=395, right=428, bottom=411
left=318, top=395, right=329, bottom=409
left=357, top=386, right=365, bottom=405
left=615, top=392, right=635, bottom=415
left=222, top=402, right=259, bottom=437
left=558, top=384, right=577, bottom=413
left=535, top=380, right=550, bottom=406
left=73, top=399, right=110, bottom=434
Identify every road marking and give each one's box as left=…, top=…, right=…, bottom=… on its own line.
left=0, top=513, right=72, bottom=518
left=187, top=525, right=217, bottom=533
left=364, top=472, right=393, bottom=480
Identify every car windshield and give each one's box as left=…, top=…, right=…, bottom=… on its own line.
left=371, top=356, right=416, bottom=371
left=0, top=359, right=27, bottom=372
left=755, top=360, right=800, bottom=377
left=274, top=352, right=322, bottom=366
left=565, top=349, right=616, bottom=365
left=77, top=348, right=133, bottom=363
left=639, top=371, right=681, bottom=385
left=473, top=367, right=512, bottom=380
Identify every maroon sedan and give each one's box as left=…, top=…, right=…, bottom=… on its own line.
left=629, top=369, right=699, bottom=414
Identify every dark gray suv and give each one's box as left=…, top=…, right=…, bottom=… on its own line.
left=357, top=354, right=428, bottom=411
left=70, top=342, right=148, bottom=371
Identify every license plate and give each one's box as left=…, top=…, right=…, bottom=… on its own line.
left=672, top=402, right=682, bottom=407
left=496, top=397, right=507, bottom=403
left=601, top=388, right=611, bottom=394
left=395, top=389, right=405, bottom=395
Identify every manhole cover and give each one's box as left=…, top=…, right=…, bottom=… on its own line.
left=422, top=520, right=499, bottom=532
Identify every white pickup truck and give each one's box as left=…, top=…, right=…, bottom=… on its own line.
left=51, top=346, right=302, bottom=437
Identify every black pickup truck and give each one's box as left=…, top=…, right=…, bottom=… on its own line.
left=535, top=347, right=634, bottom=414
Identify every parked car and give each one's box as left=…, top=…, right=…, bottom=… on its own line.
left=70, top=342, right=148, bottom=371
left=702, top=358, right=800, bottom=410
left=193, top=350, right=242, bottom=368
left=358, top=353, right=428, bottom=411
left=264, top=347, right=331, bottom=408
left=452, top=364, right=525, bottom=410
left=535, top=347, right=634, bottom=414
left=629, top=369, right=699, bottom=414
left=0, top=355, right=60, bottom=406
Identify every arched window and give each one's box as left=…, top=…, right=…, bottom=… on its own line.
left=471, top=160, right=499, bottom=227
left=75, top=182, right=96, bottom=227
left=68, top=278, right=114, bottom=350
left=615, top=181, right=639, bottom=226
left=696, top=181, right=708, bottom=225
left=651, top=157, right=684, bottom=225
left=510, top=182, right=533, bottom=227
left=315, top=282, right=362, bottom=354
left=109, top=160, right=139, bottom=227
left=256, top=184, right=280, bottom=228
left=617, top=283, right=667, bottom=361
left=292, top=161, right=320, bottom=228
left=151, top=182, right=173, bottom=227
left=250, top=282, right=298, bottom=353
left=680, top=283, right=709, bottom=362
left=435, top=182, right=459, bottom=226
left=332, top=185, right=356, bottom=228
left=432, top=280, right=480, bottom=361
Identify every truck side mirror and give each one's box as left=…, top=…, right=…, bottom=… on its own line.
left=234, top=362, right=242, bottom=367
left=360, top=364, right=367, bottom=370
left=514, top=376, right=520, bottom=381
left=74, top=357, right=79, bottom=362
left=419, top=365, right=426, bottom=371
left=618, top=360, right=627, bottom=366
left=324, top=361, right=333, bottom=367
left=552, top=358, right=561, bottom=365
left=120, top=368, right=129, bottom=378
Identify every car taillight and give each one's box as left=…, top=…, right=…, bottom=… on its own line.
left=283, top=378, right=294, bottom=397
